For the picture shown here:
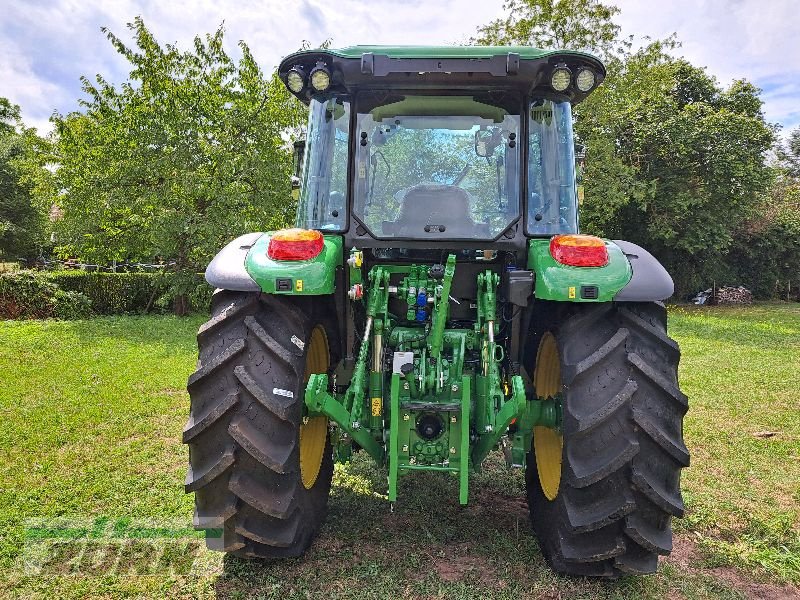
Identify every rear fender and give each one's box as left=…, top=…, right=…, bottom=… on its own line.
left=244, top=233, right=343, bottom=295
left=205, top=233, right=262, bottom=292
left=206, top=233, right=344, bottom=295
left=612, top=240, right=674, bottom=301
left=526, top=238, right=673, bottom=302
left=527, top=238, right=632, bottom=302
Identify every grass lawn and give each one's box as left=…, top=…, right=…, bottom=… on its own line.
left=0, top=304, right=798, bottom=599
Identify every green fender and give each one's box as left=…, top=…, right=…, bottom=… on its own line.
left=527, top=238, right=632, bottom=302
left=245, top=233, right=343, bottom=295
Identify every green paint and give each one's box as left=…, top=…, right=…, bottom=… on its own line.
left=305, top=373, right=384, bottom=463
left=428, top=254, right=456, bottom=360
left=302, top=257, right=568, bottom=506
left=388, top=373, right=400, bottom=502
left=244, top=233, right=343, bottom=295
left=472, top=375, right=527, bottom=467
left=286, top=45, right=599, bottom=63
left=459, top=375, right=471, bottom=505
left=527, top=238, right=632, bottom=302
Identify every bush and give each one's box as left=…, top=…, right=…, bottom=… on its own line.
left=0, top=271, right=212, bottom=319
left=0, top=272, right=92, bottom=319
left=45, top=271, right=167, bottom=314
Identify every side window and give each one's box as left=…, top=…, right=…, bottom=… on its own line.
left=296, top=98, right=350, bottom=231
left=527, top=100, right=578, bottom=235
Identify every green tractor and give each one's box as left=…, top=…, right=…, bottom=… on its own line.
left=184, top=45, right=688, bottom=577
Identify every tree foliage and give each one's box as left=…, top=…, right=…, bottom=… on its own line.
left=473, top=0, right=624, bottom=56
left=0, top=98, right=46, bottom=260
left=475, top=4, right=778, bottom=296
left=576, top=42, right=775, bottom=293
left=45, top=18, right=304, bottom=312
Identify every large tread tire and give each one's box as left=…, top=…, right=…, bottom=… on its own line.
left=184, top=290, right=335, bottom=557
left=526, top=302, right=689, bottom=577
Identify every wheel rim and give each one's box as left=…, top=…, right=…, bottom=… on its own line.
left=300, top=326, right=329, bottom=489
left=533, top=332, right=563, bottom=501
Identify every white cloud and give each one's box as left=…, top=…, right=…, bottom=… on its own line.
left=1, top=0, right=797, bottom=135
left=614, top=0, right=800, bottom=132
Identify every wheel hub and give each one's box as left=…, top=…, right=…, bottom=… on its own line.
left=300, top=326, right=330, bottom=489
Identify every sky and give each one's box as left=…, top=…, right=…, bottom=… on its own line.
left=1, top=0, right=798, bottom=137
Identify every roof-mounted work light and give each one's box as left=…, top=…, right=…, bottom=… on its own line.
left=550, top=65, right=572, bottom=92
left=286, top=66, right=306, bottom=93
left=309, top=63, right=331, bottom=92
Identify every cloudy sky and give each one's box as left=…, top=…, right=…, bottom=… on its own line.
left=1, top=0, right=797, bottom=136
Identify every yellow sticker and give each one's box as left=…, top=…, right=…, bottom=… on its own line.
left=568, top=286, right=576, bottom=299
left=295, top=279, right=304, bottom=292
left=371, top=397, right=382, bottom=416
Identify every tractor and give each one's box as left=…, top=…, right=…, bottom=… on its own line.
left=184, top=45, right=688, bottom=577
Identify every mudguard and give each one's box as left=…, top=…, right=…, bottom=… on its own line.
left=612, top=240, right=674, bottom=301
left=206, top=232, right=344, bottom=295
left=205, top=232, right=262, bottom=291
left=527, top=238, right=632, bottom=302
left=244, top=233, right=343, bottom=294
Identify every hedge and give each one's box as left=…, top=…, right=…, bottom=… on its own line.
left=0, top=272, right=92, bottom=319
left=0, top=271, right=213, bottom=319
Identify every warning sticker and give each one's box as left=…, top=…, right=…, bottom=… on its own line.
left=273, top=388, right=294, bottom=399
left=568, top=286, right=576, bottom=299
left=371, top=397, right=382, bottom=417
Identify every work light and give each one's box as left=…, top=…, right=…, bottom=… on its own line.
left=286, top=67, right=305, bottom=93
left=550, top=65, right=571, bottom=92
left=575, top=68, right=596, bottom=92
left=310, top=63, right=331, bottom=92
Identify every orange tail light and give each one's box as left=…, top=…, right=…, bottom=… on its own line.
left=267, top=228, right=324, bottom=261
left=549, top=234, right=609, bottom=267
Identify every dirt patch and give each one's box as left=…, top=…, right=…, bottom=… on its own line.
left=427, top=542, right=499, bottom=586
left=667, top=535, right=800, bottom=599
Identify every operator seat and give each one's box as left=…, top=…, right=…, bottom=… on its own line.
left=382, top=184, right=488, bottom=237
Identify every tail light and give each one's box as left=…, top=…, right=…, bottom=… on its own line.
left=267, top=228, right=324, bottom=261
left=549, top=234, right=609, bottom=267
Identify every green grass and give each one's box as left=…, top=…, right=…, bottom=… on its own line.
left=0, top=305, right=798, bottom=598
left=669, top=304, right=800, bottom=582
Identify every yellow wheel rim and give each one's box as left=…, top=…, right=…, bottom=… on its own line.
left=300, top=326, right=329, bottom=489
left=533, top=332, right=563, bottom=501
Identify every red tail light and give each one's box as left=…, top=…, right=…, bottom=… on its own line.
left=267, top=228, right=324, bottom=261
left=550, top=234, right=609, bottom=267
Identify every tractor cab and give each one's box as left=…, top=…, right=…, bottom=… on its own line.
left=279, top=46, right=605, bottom=250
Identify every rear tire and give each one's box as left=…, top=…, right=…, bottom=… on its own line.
left=525, top=302, right=689, bottom=576
left=184, top=290, right=335, bottom=557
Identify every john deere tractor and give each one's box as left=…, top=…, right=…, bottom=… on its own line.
left=184, top=45, right=688, bottom=577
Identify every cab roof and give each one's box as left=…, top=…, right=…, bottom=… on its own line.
left=278, top=45, right=605, bottom=104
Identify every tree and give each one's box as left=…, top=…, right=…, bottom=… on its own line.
left=46, top=18, right=305, bottom=313
left=576, top=42, right=775, bottom=293
left=473, top=0, right=625, bottom=57
left=474, top=5, right=776, bottom=296
left=0, top=98, right=46, bottom=261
